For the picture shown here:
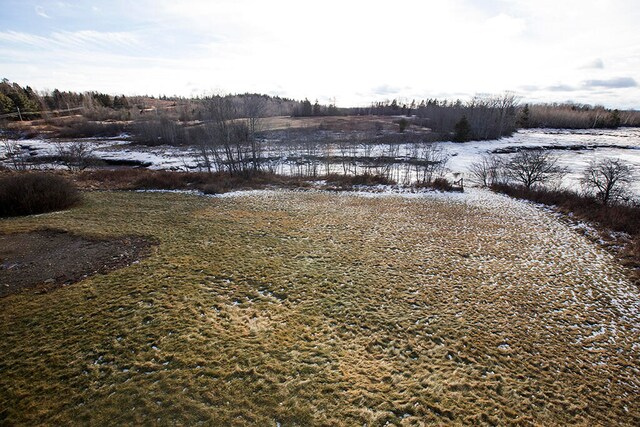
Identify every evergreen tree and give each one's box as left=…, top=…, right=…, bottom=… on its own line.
left=608, top=109, right=621, bottom=128
left=453, top=116, right=472, bottom=142
left=518, top=104, right=530, bottom=128
left=397, top=118, right=408, bottom=133
left=50, top=89, right=63, bottom=109
left=92, top=92, right=113, bottom=108
left=113, top=95, right=129, bottom=109
left=10, top=90, right=36, bottom=112
left=0, top=92, right=15, bottom=114
left=312, top=99, right=322, bottom=116
left=301, top=98, right=312, bottom=116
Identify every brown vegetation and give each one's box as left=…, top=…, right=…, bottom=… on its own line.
left=0, top=172, right=81, bottom=217
left=73, top=169, right=312, bottom=194
left=4, top=79, right=640, bottom=149
left=323, top=173, right=396, bottom=189
left=71, top=169, right=457, bottom=194
left=523, top=103, right=640, bottom=129
left=1, top=191, right=638, bottom=425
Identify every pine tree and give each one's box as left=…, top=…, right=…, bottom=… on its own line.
left=453, top=116, right=471, bottom=142
left=0, top=92, right=15, bottom=114
left=608, top=109, right=621, bottom=128
left=301, top=98, right=312, bottom=116
left=312, top=99, right=322, bottom=116
left=518, top=104, right=530, bottom=128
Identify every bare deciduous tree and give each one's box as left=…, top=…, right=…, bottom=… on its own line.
left=55, top=141, right=95, bottom=171
left=468, top=154, right=503, bottom=187
left=581, top=158, right=632, bottom=206
left=200, top=96, right=258, bottom=175
left=495, top=92, right=520, bottom=137
left=3, top=139, right=31, bottom=170
left=243, top=96, right=267, bottom=171
left=504, top=150, right=565, bottom=189
left=413, top=143, right=448, bottom=184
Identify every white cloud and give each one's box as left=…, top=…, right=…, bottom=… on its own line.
left=0, top=30, right=142, bottom=52
left=583, top=77, right=637, bottom=89
left=581, top=58, right=605, bottom=69
left=483, top=13, right=526, bottom=37
left=34, top=6, right=50, bottom=19
left=2, top=0, right=639, bottom=108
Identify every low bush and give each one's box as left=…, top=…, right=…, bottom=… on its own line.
left=491, top=183, right=639, bottom=235
left=76, top=169, right=309, bottom=194
left=413, top=177, right=461, bottom=192
left=56, top=118, right=126, bottom=138
left=198, top=171, right=309, bottom=194
left=324, top=173, right=396, bottom=187
left=431, top=177, right=455, bottom=192
left=0, top=173, right=82, bottom=217
left=77, top=169, right=151, bottom=189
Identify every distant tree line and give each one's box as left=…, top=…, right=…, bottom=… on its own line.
left=0, top=79, right=137, bottom=114
left=292, top=98, right=339, bottom=117
left=351, top=94, right=519, bottom=141
left=3, top=78, right=640, bottom=144
left=352, top=98, right=416, bottom=116
left=0, top=79, right=40, bottom=116
left=131, top=93, right=298, bottom=146
left=135, top=93, right=301, bottom=123
left=42, top=90, right=119, bottom=111
left=518, top=103, right=640, bottom=129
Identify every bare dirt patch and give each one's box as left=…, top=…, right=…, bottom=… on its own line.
left=0, top=229, right=154, bottom=297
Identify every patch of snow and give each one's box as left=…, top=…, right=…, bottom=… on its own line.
left=135, top=189, right=203, bottom=196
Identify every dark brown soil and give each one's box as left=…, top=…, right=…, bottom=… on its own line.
left=0, top=229, right=154, bottom=297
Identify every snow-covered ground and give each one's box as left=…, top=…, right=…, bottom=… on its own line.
left=2, top=127, right=639, bottom=194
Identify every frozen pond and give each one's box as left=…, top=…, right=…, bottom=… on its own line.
left=2, top=127, right=639, bottom=195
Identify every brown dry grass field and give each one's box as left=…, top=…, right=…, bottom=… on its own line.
left=260, top=115, right=407, bottom=132
left=1, top=189, right=639, bottom=425
left=6, top=114, right=410, bottom=138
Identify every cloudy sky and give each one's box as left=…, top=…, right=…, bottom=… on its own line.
left=1, top=0, right=639, bottom=108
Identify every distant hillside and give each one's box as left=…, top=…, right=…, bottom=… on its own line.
left=2, top=79, right=640, bottom=143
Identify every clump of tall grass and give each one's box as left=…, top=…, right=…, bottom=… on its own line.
left=0, top=172, right=82, bottom=217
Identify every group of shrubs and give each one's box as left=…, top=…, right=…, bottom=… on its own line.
left=469, top=151, right=638, bottom=230
left=0, top=169, right=269, bottom=217
left=0, top=173, right=81, bottom=217
left=323, top=173, right=396, bottom=189
left=79, top=169, right=459, bottom=194
left=470, top=151, right=635, bottom=205
left=0, top=168, right=463, bottom=219
left=77, top=169, right=310, bottom=195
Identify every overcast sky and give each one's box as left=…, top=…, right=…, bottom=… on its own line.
left=1, top=0, right=639, bottom=108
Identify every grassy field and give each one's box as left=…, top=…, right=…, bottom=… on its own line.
left=259, top=115, right=406, bottom=132
left=1, top=190, right=639, bottom=425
